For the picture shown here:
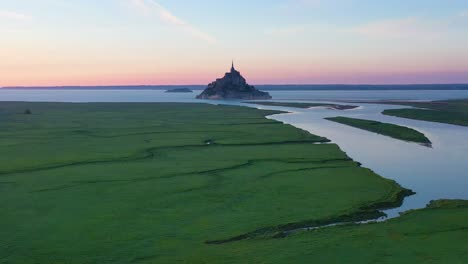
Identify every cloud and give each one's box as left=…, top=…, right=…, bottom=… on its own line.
left=265, top=12, right=467, bottom=40
left=129, top=0, right=216, bottom=43
left=0, top=10, right=33, bottom=21
left=347, top=17, right=440, bottom=38
left=459, top=10, right=468, bottom=17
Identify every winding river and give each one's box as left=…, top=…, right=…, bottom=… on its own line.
left=259, top=102, right=468, bottom=218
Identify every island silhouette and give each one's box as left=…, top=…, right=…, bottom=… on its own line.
left=197, top=62, right=272, bottom=100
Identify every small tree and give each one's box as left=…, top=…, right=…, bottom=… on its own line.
left=24, top=109, right=32, bottom=115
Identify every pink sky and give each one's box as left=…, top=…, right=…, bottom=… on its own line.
left=2, top=66, right=467, bottom=87
left=1, top=0, right=468, bottom=86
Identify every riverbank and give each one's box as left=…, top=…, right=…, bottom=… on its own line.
left=349, top=99, right=468, bottom=126
left=382, top=99, right=468, bottom=126
left=203, top=199, right=468, bottom=263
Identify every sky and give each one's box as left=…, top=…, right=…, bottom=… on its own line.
left=1, top=0, right=468, bottom=86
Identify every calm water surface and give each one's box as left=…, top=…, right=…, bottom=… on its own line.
left=2, top=89, right=468, bottom=102
left=1, top=89, right=468, bottom=217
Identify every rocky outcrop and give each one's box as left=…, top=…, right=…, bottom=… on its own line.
left=196, top=63, right=272, bottom=100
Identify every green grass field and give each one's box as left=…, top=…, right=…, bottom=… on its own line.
left=0, top=102, right=466, bottom=263
left=203, top=199, right=468, bottom=263
left=326, top=116, right=431, bottom=144
left=247, top=101, right=358, bottom=110
left=382, top=99, right=468, bottom=126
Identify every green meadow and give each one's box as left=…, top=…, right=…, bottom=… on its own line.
left=326, top=116, right=431, bottom=145
left=382, top=99, right=468, bottom=126
left=203, top=199, right=468, bottom=263
left=0, top=102, right=466, bottom=263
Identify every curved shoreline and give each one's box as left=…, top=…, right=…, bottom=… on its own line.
left=228, top=107, right=425, bottom=238
left=249, top=106, right=468, bottom=243
left=204, top=107, right=419, bottom=244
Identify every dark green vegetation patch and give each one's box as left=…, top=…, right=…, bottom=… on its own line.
left=326, top=116, right=431, bottom=144
left=247, top=101, right=358, bottom=110
left=382, top=99, right=468, bottom=126
left=207, top=200, right=468, bottom=263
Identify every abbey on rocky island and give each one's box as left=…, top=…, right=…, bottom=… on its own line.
left=196, top=62, right=272, bottom=100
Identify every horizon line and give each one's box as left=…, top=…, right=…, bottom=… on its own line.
left=2, top=83, right=468, bottom=88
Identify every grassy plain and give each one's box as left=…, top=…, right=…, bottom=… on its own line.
left=202, top=199, right=468, bottom=264
left=247, top=101, right=358, bottom=110
left=0, top=102, right=466, bottom=263
left=382, top=99, right=468, bottom=126
left=326, top=116, right=431, bottom=144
